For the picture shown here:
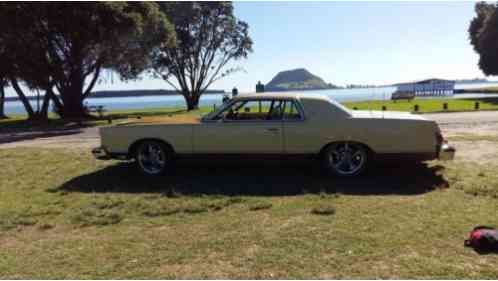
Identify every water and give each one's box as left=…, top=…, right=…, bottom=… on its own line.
left=4, top=83, right=498, bottom=115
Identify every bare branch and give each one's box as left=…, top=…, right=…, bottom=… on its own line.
left=83, top=63, right=102, bottom=98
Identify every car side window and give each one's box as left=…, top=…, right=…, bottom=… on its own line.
left=282, top=100, right=303, bottom=120
left=213, top=101, right=244, bottom=120
left=213, top=99, right=285, bottom=121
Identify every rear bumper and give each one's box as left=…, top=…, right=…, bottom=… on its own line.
left=92, top=147, right=129, bottom=160
left=92, top=146, right=112, bottom=160
left=438, top=143, right=456, bottom=161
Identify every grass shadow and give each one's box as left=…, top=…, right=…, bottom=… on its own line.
left=0, top=129, right=83, bottom=144
left=0, top=117, right=98, bottom=133
left=57, top=160, right=447, bottom=196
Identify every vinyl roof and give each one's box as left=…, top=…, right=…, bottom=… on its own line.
left=233, top=92, right=331, bottom=101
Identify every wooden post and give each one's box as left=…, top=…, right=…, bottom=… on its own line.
left=414, top=104, right=419, bottom=112
left=475, top=102, right=479, bottom=110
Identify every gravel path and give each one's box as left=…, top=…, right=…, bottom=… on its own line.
left=424, top=111, right=498, bottom=138
left=1, top=111, right=497, bottom=149
left=424, top=111, right=498, bottom=125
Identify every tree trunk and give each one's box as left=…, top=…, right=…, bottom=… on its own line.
left=60, top=95, right=86, bottom=119
left=0, top=84, right=7, bottom=119
left=10, top=78, right=35, bottom=119
left=59, top=75, right=87, bottom=119
left=184, top=92, right=200, bottom=111
left=36, top=90, right=51, bottom=120
left=46, top=88, right=64, bottom=114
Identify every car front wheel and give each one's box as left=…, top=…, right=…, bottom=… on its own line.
left=135, top=140, right=171, bottom=176
left=322, top=142, right=368, bottom=177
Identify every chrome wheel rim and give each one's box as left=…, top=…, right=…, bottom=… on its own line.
left=137, top=143, right=166, bottom=175
left=327, top=143, right=366, bottom=175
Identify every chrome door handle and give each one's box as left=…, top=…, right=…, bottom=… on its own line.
left=266, top=128, right=279, bottom=132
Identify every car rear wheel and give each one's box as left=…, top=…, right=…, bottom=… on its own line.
left=322, top=142, right=368, bottom=177
left=135, top=140, right=171, bottom=176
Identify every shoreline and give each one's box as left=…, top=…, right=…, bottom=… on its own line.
left=4, top=89, right=225, bottom=103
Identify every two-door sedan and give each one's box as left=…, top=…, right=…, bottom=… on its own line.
left=92, top=93, right=455, bottom=177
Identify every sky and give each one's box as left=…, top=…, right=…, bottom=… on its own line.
left=5, top=1, right=488, bottom=96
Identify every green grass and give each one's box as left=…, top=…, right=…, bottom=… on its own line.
left=458, top=86, right=498, bottom=93
left=1, top=147, right=498, bottom=278
left=343, top=97, right=498, bottom=113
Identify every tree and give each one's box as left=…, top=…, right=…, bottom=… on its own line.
left=154, top=2, right=252, bottom=110
left=0, top=78, right=7, bottom=119
left=0, top=2, right=175, bottom=119
left=469, top=2, right=498, bottom=75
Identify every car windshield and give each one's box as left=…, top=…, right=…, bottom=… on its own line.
left=327, top=96, right=352, bottom=115
left=201, top=102, right=232, bottom=121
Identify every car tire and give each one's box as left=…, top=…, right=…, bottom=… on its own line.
left=134, top=140, right=172, bottom=176
left=322, top=142, right=368, bottom=177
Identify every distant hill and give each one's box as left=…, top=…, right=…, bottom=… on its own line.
left=265, top=68, right=339, bottom=92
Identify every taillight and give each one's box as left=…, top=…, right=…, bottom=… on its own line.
left=435, top=131, right=447, bottom=155
left=436, top=131, right=443, bottom=145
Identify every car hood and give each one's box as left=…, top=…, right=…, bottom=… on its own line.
left=350, top=110, right=429, bottom=121
left=115, top=115, right=201, bottom=126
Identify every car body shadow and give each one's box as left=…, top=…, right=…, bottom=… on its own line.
left=57, top=160, right=448, bottom=196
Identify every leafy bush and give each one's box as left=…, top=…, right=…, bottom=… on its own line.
left=0, top=213, right=37, bottom=231
left=248, top=201, right=272, bottom=211
left=142, top=206, right=181, bottom=217
left=70, top=208, right=123, bottom=227
left=182, top=205, right=208, bottom=214
left=311, top=204, right=336, bottom=216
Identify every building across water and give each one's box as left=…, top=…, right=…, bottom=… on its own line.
left=393, top=78, right=455, bottom=99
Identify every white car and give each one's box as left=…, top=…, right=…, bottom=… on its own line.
left=93, top=93, right=455, bottom=176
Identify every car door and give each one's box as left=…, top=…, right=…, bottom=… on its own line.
left=193, top=99, right=284, bottom=154
left=281, top=99, right=320, bottom=154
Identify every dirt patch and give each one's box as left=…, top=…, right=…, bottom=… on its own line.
left=447, top=141, right=498, bottom=164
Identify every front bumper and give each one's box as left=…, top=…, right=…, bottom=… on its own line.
left=439, top=143, right=456, bottom=161
left=92, top=146, right=112, bottom=160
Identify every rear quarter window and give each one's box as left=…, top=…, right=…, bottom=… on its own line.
left=299, top=97, right=351, bottom=120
